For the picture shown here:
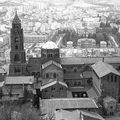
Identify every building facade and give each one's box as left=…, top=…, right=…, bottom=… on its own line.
left=9, top=11, right=27, bottom=76
left=8, top=13, right=120, bottom=101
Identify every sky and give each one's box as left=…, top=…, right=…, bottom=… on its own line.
left=0, top=0, right=120, bottom=5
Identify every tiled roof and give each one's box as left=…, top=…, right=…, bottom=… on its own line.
left=91, top=61, right=120, bottom=78
left=42, top=41, right=58, bottom=49
left=61, top=57, right=120, bottom=65
left=61, top=57, right=103, bottom=65
left=42, top=60, right=62, bottom=69
left=80, top=110, right=105, bottom=120
left=41, top=80, right=68, bottom=90
left=55, top=110, right=105, bottom=120
left=87, top=87, right=99, bottom=99
left=41, top=98, right=98, bottom=114
left=5, top=76, right=34, bottom=85
left=55, top=109, right=79, bottom=120
left=103, top=96, right=117, bottom=103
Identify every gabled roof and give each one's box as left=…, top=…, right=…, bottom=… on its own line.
left=103, top=96, right=117, bottom=103
left=41, top=80, right=68, bottom=90
left=91, top=61, right=120, bottom=78
left=80, top=110, right=105, bottom=120
left=41, top=98, right=98, bottom=114
left=5, top=76, right=34, bottom=85
left=42, top=60, right=62, bottom=69
left=55, top=109, right=105, bottom=120
left=87, top=87, right=99, bottom=99
left=55, top=109, right=79, bottom=120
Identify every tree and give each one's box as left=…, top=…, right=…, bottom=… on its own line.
left=112, top=27, right=119, bottom=35
left=96, top=32, right=105, bottom=45
left=100, top=22, right=106, bottom=28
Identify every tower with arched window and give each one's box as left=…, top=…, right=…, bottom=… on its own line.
left=9, top=11, right=26, bottom=76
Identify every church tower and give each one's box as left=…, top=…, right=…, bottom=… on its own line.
left=9, top=11, right=26, bottom=76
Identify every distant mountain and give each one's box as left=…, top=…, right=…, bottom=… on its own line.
left=84, top=0, right=120, bottom=5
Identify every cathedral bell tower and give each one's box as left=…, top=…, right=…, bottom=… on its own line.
left=9, top=11, right=26, bottom=76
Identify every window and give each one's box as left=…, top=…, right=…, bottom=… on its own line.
left=14, top=68, right=20, bottom=73
left=107, top=75, right=109, bottom=82
left=78, top=82, right=81, bottom=86
left=42, top=54, right=46, bottom=57
left=74, top=93, right=78, bottom=98
left=15, top=45, right=18, bottom=50
left=60, top=87, right=63, bottom=90
left=46, top=73, right=49, bottom=78
left=14, top=54, right=20, bottom=62
left=48, top=54, right=53, bottom=58
left=111, top=74, right=113, bottom=82
left=15, top=37, right=19, bottom=42
left=53, top=73, right=57, bottom=78
left=115, top=76, right=117, bottom=83
left=55, top=53, right=59, bottom=58
left=74, top=68, right=77, bottom=72
left=74, top=82, right=77, bottom=86
left=87, top=79, right=92, bottom=85
left=110, top=106, right=113, bottom=109
left=50, top=54, right=53, bottom=58
left=63, top=69, right=66, bottom=74
left=51, top=87, right=55, bottom=91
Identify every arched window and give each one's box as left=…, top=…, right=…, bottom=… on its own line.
left=42, top=54, right=46, bottom=58
left=50, top=54, right=53, bottom=58
left=63, top=69, right=66, bottom=74
left=74, top=69, right=77, bottom=72
left=53, top=73, right=56, bottom=78
left=78, top=82, right=81, bottom=86
left=15, top=37, right=19, bottom=42
left=46, top=73, right=49, bottom=78
left=14, top=68, right=20, bottom=73
left=14, top=54, right=20, bottom=62
left=111, top=74, right=113, bottom=82
left=74, top=82, right=77, bottom=86
left=15, top=45, right=18, bottom=50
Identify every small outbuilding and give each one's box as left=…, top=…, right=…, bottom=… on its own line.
left=103, top=96, right=117, bottom=115
left=41, top=80, right=68, bottom=99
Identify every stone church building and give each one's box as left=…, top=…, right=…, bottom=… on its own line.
left=7, top=12, right=120, bottom=101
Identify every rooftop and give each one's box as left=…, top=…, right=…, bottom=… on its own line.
left=42, top=60, right=62, bottom=69
left=41, top=80, right=68, bottom=90
left=61, top=56, right=120, bottom=65
left=42, top=41, right=58, bottom=49
left=91, top=61, right=120, bottom=78
left=55, top=109, right=105, bottom=120
left=12, top=11, right=21, bottom=24
left=41, top=98, right=98, bottom=114
left=5, top=76, right=34, bottom=85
